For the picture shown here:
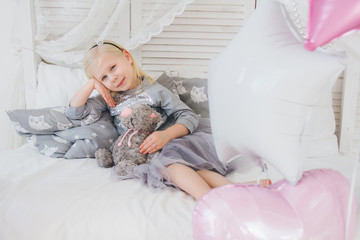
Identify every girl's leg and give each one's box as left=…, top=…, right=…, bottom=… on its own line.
left=166, top=163, right=211, bottom=200
left=166, top=164, right=271, bottom=200
left=197, top=169, right=271, bottom=187
left=196, top=169, right=234, bottom=188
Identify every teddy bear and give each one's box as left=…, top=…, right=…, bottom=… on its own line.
left=95, top=103, right=162, bottom=176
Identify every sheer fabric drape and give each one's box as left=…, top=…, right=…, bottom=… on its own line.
left=3, top=0, right=193, bottom=150
left=33, top=0, right=193, bottom=67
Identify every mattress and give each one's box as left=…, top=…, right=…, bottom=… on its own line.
left=0, top=145, right=359, bottom=240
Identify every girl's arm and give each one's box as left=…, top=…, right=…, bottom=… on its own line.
left=66, top=79, right=115, bottom=121
left=140, top=84, right=199, bottom=154
left=140, top=123, right=189, bottom=154
left=70, top=78, right=116, bottom=107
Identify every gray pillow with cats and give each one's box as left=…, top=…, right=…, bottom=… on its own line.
left=156, top=72, right=209, bottom=118
left=6, top=107, right=118, bottom=159
left=6, top=106, right=101, bottom=134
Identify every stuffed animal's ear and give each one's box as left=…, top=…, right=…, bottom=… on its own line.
left=121, top=108, right=133, bottom=117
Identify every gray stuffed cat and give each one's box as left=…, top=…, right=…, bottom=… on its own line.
left=95, top=104, right=161, bottom=176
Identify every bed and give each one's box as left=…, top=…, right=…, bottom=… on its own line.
left=1, top=0, right=359, bottom=239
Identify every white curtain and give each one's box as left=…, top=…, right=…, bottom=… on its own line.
left=34, top=0, right=193, bottom=67
left=0, top=0, right=26, bottom=152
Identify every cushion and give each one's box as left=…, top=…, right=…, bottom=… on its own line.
left=156, top=72, right=209, bottom=118
left=36, top=62, right=95, bottom=108
left=6, top=106, right=100, bottom=135
left=23, top=134, right=72, bottom=158
left=6, top=107, right=118, bottom=159
left=56, top=112, right=119, bottom=159
left=207, top=0, right=345, bottom=184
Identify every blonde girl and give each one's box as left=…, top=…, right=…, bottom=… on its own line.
left=66, top=41, right=270, bottom=200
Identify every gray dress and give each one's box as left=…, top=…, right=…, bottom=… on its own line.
left=66, top=78, right=233, bottom=188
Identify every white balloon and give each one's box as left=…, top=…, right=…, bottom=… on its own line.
left=274, top=0, right=309, bottom=40
left=208, top=0, right=345, bottom=185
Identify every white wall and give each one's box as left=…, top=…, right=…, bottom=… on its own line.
left=0, top=0, right=25, bottom=152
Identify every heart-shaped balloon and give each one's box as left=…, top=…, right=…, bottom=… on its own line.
left=304, top=0, right=360, bottom=51
left=193, top=169, right=357, bottom=240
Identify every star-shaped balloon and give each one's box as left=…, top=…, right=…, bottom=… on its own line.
left=207, top=0, right=345, bottom=185
left=304, top=0, right=360, bottom=51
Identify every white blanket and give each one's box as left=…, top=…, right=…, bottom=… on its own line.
left=1, top=145, right=359, bottom=240
left=0, top=145, right=196, bottom=240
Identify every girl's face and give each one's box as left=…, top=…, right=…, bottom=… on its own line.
left=90, top=50, right=138, bottom=92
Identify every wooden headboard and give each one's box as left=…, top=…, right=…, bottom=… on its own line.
left=20, top=0, right=360, bottom=155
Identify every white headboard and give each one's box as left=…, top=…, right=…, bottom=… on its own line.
left=20, top=0, right=360, bottom=155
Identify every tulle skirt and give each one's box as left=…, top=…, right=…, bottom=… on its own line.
left=114, top=118, right=235, bottom=189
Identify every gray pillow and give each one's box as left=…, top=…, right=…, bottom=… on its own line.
left=56, top=112, right=119, bottom=159
left=7, top=107, right=118, bottom=159
left=156, top=72, right=179, bottom=96
left=22, top=134, right=72, bottom=158
left=6, top=106, right=100, bottom=135
left=156, top=72, right=209, bottom=118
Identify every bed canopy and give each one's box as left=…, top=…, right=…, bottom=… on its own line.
left=23, top=0, right=191, bottom=67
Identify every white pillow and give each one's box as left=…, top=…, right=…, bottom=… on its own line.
left=36, top=62, right=93, bottom=108
left=208, top=0, right=345, bottom=184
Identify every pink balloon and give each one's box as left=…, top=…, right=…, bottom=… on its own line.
left=304, top=0, right=360, bottom=51
left=193, top=169, right=357, bottom=240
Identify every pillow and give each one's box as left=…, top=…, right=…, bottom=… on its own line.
left=156, top=72, right=210, bottom=118
left=6, top=106, right=100, bottom=135
left=55, top=112, right=119, bottom=159
left=23, top=134, right=72, bottom=158
left=36, top=62, right=94, bottom=108
left=207, top=0, right=345, bottom=184
left=6, top=107, right=118, bottom=159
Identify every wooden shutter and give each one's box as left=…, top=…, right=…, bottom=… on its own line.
left=138, top=0, right=256, bottom=77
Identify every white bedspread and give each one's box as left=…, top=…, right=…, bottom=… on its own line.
left=0, top=145, right=359, bottom=240
left=0, top=145, right=196, bottom=240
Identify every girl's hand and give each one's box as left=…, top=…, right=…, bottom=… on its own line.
left=92, top=78, right=116, bottom=107
left=140, top=131, right=171, bottom=154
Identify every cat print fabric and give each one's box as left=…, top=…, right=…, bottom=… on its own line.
left=174, top=80, right=188, bottom=95
left=156, top=73, right=210, bottom=118
left=171, top=78, right=209, bottom=118
left=7, top=107, right=118, bottom=159
left=57, top=122, right=72, bottom=130
left=40, top=145, right=59, bottom=156
left=6, top=106, right=101, bottom=135
left=29, top=115, right=53, bottom=131
left=190, top=86, right=208, bottom=104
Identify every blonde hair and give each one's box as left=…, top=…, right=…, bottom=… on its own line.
left=83, top=40, right=153, bottom=83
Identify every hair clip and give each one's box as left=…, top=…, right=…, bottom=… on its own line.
left=96, top=40, right=104, bottom=46
left=89, top=41, right=123, bottom=52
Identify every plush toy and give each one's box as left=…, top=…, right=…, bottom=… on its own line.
left=95, top=104, right=162, bottom=176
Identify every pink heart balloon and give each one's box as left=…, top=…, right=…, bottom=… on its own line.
left=193, top=169, right=357, bottom=240
left=304, top=0, right=360, bottom=51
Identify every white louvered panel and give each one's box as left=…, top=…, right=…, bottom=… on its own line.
left=338, top=60, right=360, bottom=154
left=140, top=0, right=256, bottom=77
left=163, top=24, right=243, bottom=33
left=332, top=76, right=344, bottom=139
left=352, top=91, right=360, bottom=153
left=144, top=39, right=233, bottom=52
left=35, top=0, right=129, bottom=45
left=353, top=69, right=360, bottom=154
left=35, top=0, right=93, bottom=39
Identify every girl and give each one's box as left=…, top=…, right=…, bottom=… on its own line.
left=66, top=41, right=270, bottom=200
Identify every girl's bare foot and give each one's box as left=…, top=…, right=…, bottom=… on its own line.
left=243, top=179, right=272, bottom=186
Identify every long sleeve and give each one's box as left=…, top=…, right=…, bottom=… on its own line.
left=148, top=83, right=199, bottom=133
left=65, top=94, right=108, bottom=122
